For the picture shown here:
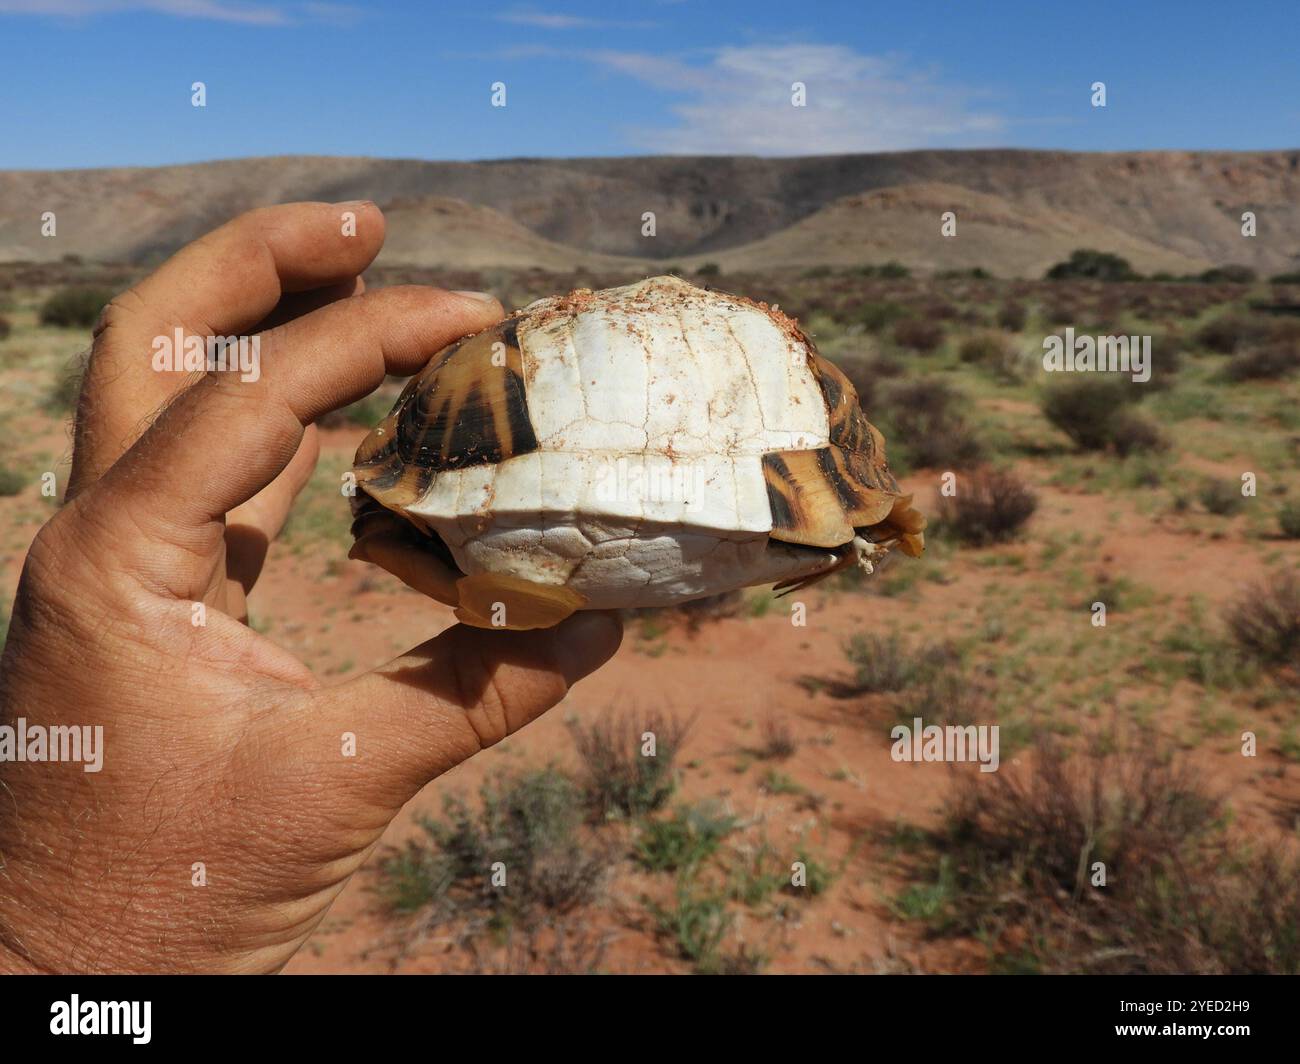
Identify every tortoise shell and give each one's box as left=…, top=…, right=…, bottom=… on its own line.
left=352, top=276, right=924, bottom=629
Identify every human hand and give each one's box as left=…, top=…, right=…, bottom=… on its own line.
left=0, top=202, right=622, bottom=974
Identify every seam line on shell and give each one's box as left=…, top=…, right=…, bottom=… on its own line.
left=722, top=313, right=770, bottom=436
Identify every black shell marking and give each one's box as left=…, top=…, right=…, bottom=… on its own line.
left=353, top=319, right=539, bottom=510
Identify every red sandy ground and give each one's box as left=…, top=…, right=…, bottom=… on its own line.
left=276, top=436, right=1295, bottom=974
left=2, top=424, right=1295, bottom=974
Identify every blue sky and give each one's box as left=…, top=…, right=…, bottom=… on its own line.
left=1, top=0, right=1296, bottom=169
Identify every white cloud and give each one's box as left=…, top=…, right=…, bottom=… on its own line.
left=584, top=43, right=1006, bottom=154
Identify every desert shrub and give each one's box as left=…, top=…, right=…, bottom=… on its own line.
left=893, top=735, right=1300, bottom=973
left=783, top=850, right=835, bottom=897
left=1278, top=502, right=1300, bottom=539
left=452, top=921, right=612, bottom=974
left=892, top=317, right=944, bottom=353
left=936, top=467, right=1038, bottom=545
left=444, top=769, right=604, bottom=914
left=878, top=378, right=983, bottom=470
left=957, top=331, right=1011, bottom=366
left=1197, top=264, right=1256, bottom=284
left=1040, top=377, right=1138, bottom=451
left=694, top=262, right=721, bottom=277
left=920, top=299, right=960, bottom=321
left=853, top=301, right=908, bottom=334
left=377, top=767, right=609, bottom=925
left=996, top=302, right=1027, bottom=331
left=1045, top=249, right=1137, bottom=282
left=39, top=286, right=113, bottom=328
left=645, top=880, right=735, bottom=973
left=1108, top=410, right=1167, bottom=456
left=1197, top=478, right=1244, bottom=516
left=842, top=632, right=924, bottom=693
left=1194, top=313, right=1268, bottom=354
left=0, top=315, right=10, bottom=341
left=0, top=468, right=24, bottom=497
left=937, top=266, right=992, bottom=281
left=1137, top=328, right=1184, bottom=383
left=635, top=802, right=738, bottom=873
left=853, top=260, right=911, bottom=279
left=1045, top=300, right=1079, bottom=325
left=1225, top=573, right=1300, bottom=669
left=567, top=710, right=691, bottom=820
left=1224, top=341, right=1299, bottom=381
left=752, top=718, right=797, bottom=760
left=1270, top=270, right=1300, bottom=284
left=894, top=651, right=995, bottom=728
left=868, top=352, right=907, bottom=377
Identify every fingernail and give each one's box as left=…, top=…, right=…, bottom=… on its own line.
left=452, top=289, right=499, bottom=305
left=552, top=611, right=623, bottom=685
left=336, top=199, right=374, bottom=210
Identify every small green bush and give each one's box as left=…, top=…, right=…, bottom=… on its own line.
left=645, top=881, right=734, bottom=973
left=1198, top=478, right=1244, bottom=516
left=1045, top=249, right=1137, bottom=282
left=1040, top=377, right=1138, bottom=451
left=892, top=317, right=945, bottom=353
left=879, top=378, right=983, bottom=470
left=1226, top=574, right=1300, bottom=669
left=1109, top=410, right=1167, bottom=456
left=853, top=301, right=908, bottom=334
left=1224, top=342, right=1298, bottom=381
left=567, top=711, right=691, bottom=820
left=842, top=632, right=924, bottom=693
left=936, top=467, right=1038, bottom=545
left=1278, top=502, right=1300, bottom=539
left=997, top=302, right=1027, bottom=331
left=0, top=468, right=26, bottom=496
left=1197, top=264, right=1256, bottom=284
left=958, top=331, right=1012, bottom=366
left=39, top=286, right=113, bottom=329
left=635, top=803, right=737, bottom=873
left=376, top=766, right=609, bottom=924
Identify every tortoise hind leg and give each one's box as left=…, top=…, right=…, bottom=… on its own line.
left=453, top=571, right=586, bottom=631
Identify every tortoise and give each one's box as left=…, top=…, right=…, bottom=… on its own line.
left=349, top=275, right=925, bottom=630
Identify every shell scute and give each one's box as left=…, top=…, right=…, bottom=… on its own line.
left=764, top=343, right=915, bottom=550
left=354, top=319, right=538, bottom=511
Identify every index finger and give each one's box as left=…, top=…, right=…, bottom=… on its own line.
left=69, top=201, right=386, bottom=494
left=77, top=285, right=505, bottom=601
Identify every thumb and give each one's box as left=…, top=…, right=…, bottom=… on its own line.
left=308, top=611, right=623, bottom=806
